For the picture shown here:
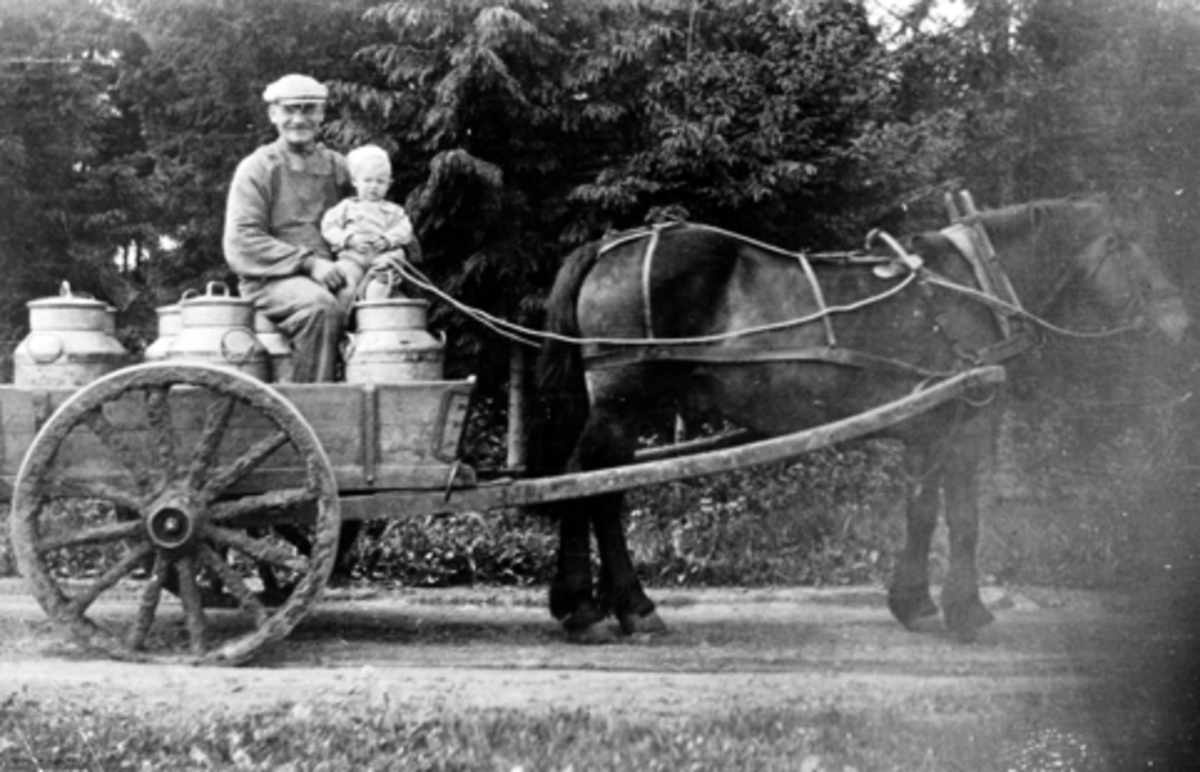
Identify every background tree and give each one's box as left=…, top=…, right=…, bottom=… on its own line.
left=0, top=0, right=146, bottom=355
left=3, top=0, right=1199, bottom=585
left=110, top=0, right=386, bottom=337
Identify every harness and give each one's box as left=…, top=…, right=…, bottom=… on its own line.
left=582, top=219, right=1035, bottom=380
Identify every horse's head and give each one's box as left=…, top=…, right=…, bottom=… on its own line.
left=1071, top=199, right=1190, bottom=345
left=987, top=196, right=1190, bottom=345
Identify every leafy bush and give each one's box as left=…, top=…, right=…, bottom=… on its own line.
left=353, top=508, right=558, bottom=588
left=625, top=443, right=906, bottom=588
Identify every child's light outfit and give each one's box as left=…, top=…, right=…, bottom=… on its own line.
left=321, top=197, right=415, bottom=307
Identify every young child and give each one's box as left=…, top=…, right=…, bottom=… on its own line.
left=321, top=144, right=416, bottom=305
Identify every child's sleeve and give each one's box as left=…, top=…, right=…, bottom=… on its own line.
left=382, top=204, right=415, bottom=250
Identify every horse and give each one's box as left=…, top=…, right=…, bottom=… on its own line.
left=530, top=194, right=1190, bottom=643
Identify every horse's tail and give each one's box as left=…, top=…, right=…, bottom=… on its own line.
left=526, top=240, right=602, bottom=477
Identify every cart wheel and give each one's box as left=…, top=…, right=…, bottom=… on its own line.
left=9, top=362, right=340, bottom=666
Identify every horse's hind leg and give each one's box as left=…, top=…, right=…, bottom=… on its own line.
left=592, top=497, right=666, bottom=636
left=580, top=404, right=663, bottom=636
left=888, top=473, right=941, bottom=629
left=549, top=501, right=613, bottom=642
left=547, top=406, right=642, bottom=642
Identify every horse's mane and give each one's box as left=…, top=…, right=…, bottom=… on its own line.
left=976, top=195, right=1113, bottom=256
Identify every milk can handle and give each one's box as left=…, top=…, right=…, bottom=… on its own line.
left=205, top=281, right=232, bottom=298
left=356, top=269, right=399, bottom=301
left=58, top=281, right=96, bottom=300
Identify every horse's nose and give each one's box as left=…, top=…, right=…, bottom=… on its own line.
left=1150, top=295, right=1190, bottom=345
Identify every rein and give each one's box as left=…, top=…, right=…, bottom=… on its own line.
left=389, top=217, right=1149, bottom=363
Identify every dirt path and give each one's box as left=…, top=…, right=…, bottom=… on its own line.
left=0, top=578, right=1176, bottom=729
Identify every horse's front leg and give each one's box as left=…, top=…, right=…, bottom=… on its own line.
left=940, top=453, right=994, bottom=642
left=888, top=471, right=941, bottom=629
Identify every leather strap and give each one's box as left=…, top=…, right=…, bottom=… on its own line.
left=583, top=343, right=957, bottom=379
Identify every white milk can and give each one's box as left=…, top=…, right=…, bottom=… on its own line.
left=169, top=282, right=269, bottom=380
left=13, top=282, right=129, bottom=388
left=253, top=312, right=295, bottom=383
left=143, top=303, right=182, bottom=362
left=344, top=299, right=444, bottom=383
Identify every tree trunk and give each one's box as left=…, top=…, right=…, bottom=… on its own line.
left=506, top=343, right=526, bottom=470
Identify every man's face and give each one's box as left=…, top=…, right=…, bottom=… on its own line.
left=268, top=101, right=325, bottom=149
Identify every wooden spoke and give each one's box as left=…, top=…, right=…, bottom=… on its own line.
left=209, top=487, right=318, bottom=524
left=175, top=554, right=208, bottom=657
left=200, top=429, right=289, bottom=500
left=186, top=394, right=238, bottom=489
left=82, top=408, right=154, bottom=491
left=64, top=542, right=155, bottom=618
left=36, top=519, right=143, bottom=554
left=127, top=552, right=169, bottom=652
left=205, top=524, right=309, bottom=573
left=43, top=479, right=146, bottom=513
left=198, top=544, right=267, bottom=625
left=10, top=363, right=340, bottom=665
left=144, top=384, right=177, bottom=481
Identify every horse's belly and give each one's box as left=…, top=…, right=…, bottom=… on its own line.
left=699, top=363, right=912, bottom=436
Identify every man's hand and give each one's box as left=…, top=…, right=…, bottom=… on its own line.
left=309, top=257, right=347, bottom=292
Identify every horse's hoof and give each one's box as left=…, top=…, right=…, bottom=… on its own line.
left=618, top=609, right=668, bottom=637
left=945, top=600, right=995, bottom=642
left=564, top=622, right=619, bottom=645
left=888, top=589, right=939, bottom=630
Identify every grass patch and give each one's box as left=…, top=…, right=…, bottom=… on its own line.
left=0, top=694, right=1087, bottom=772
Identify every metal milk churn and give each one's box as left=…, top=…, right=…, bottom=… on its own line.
left=143, top=303, right=182, bottom=362
left=344, top=299, right=444, bottom=383
left=13, top=282, right=130, bottom=388
left=254, top=312, right=295, bottom=383
left=169, top=282, right=269, bottom=380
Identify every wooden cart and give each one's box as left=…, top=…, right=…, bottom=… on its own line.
left=3, top=361, right=1004, bottom=665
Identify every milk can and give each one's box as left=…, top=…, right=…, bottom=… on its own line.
left=254, top=312, right=295, bottom=383
left=143, top=303, right=182, bottom=362
left=13, top=282, right=130, bottom=388
left=169, top=282, right=269, bottom=380
left=344, top=299, right=444, bottom=383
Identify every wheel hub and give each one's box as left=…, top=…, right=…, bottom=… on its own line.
left=147, top=503, right=196, bottom=550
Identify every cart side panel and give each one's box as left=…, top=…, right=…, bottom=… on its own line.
left=269, top=380, right=475, bottom=493
left=0, top=378, right=476, bottom=502
left=0, top=387, right=73, bottom=500
left=227, top=380, right=476, bottom=494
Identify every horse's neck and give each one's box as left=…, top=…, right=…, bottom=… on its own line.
left=986, top=217, right=1079, bottom=318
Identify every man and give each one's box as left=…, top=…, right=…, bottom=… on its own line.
left=223, top=73, right=361, bottom=580
left=223, top=73, right=350, bottom=382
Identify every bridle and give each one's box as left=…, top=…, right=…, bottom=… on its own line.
left=922, top=225, right=1156, bottom=341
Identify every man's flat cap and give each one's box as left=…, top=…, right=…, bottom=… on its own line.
left=263, top=74, right=328, bottom=104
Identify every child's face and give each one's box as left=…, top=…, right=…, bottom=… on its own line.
left=353, top=171, right=391, bottom=202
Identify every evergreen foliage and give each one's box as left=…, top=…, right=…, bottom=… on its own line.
left=1, top=0, right=1199, bottom=587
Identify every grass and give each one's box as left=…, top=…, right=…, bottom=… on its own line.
left=0, top=693, right=1099, bottom=772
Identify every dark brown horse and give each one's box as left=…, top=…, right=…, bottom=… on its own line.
left=531, top=195, right=1189, bottom=642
